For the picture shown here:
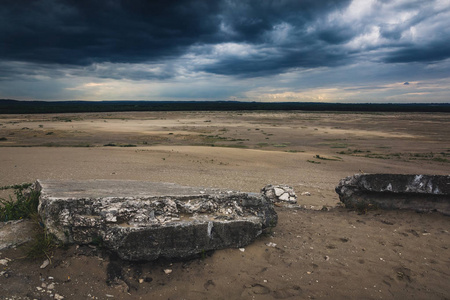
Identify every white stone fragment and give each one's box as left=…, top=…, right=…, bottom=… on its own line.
left=279, top=193, right=290, bottom=201
left=40, top=259, right=50, bottom=269
left=274, top=188, right=284, bottom=197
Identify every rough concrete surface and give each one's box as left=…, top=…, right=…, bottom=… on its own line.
left=0, top=219, right=35, bottom=251
left=37, top=179, right=277, bottom=261
left=336, top=174, right=450, bottom=215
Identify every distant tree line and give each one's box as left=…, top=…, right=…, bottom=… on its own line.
left=0, top=99, right=449, bottom=114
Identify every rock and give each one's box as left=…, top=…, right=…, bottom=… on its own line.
left=40, top=259, right=50, bottom=269
left=261, top=184, right=297, bottom=204
left=336, top=174, right=450, bottom=215
left=301, top=192, right=311, bottom=196
left=37, top=179, right=277, bottom=261
left=164, top=269, right=172, bottom=275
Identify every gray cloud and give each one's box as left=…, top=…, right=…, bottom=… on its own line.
left=1, top=0, right=450, bottom=102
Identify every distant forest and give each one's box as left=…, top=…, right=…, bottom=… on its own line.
left=1, top=99, right=449, bottom=114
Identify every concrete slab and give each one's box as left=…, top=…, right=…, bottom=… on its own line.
left=336, top=174, right=450, bottom=215
left=0, top=219, right=34, bottom=251
left=37, top=179, right=277, bottom=261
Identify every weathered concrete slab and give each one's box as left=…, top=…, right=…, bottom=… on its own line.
left=36, top=180, right=277, bottom=261
left=336, top=174, right=450, bottom=215
left=0, top=219, right=35, bottom=251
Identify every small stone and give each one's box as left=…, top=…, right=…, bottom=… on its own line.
left=40, top=259, right=50, bottom=269
left=301, top=192, right=311, bottom=196
left=105, top=295, right=114, bottom=298
left=164, top=269, right=172, bottom=275
left=54, top=294, right=64, bottom=300
left=324, top=256, right=330, bottom=261
left=41, top=283, right=47, bottom=288
left=0, top=259, right=9, bottom=266
left=239, top=248, right=245, bottom=252
left=47, top=283, right=55, bottom=290
left=139, top=278, right=144, bottom=284
left=266, top=242, right=277, bottom=247
left=36, top=287, right=43, bottom=291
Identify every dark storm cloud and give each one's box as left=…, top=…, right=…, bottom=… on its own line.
left=384, top=40, right=450, bottom=63
left=1, top=0, right=450, bottom=80
left=0, top=0, right=222, bottom=65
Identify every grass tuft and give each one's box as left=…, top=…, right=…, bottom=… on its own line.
left=0, top=183, right=39, bottom=221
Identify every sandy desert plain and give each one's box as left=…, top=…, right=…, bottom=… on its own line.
left=0, top=110, right=449, bottom=300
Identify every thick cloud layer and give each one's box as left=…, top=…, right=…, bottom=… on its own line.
left=1, top=0, right=450, bottom=101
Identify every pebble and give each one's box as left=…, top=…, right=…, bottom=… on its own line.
left=164, top=269, right=172, bottom=275
left=301, top=192, right=311, bottom=196
left=40, top=259, right=50, bottom=269
left=54, top=294, right=64, bottom=300
left=105, top=295, right=114, bottom=298
left=139, top=278, right=144, bottom=284
left=0, top=258, right=10, bottom=266
left=47, top=283, right=55, bottom=290
left=239, top=248, right=245, bottom=252
left=266, top=242, right=277, bottom=247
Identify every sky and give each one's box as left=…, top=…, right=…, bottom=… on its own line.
left=1, top=0, right=450, bottom=103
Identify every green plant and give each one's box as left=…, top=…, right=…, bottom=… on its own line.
left=25, top=219, right=59, bottom=260
left=314, top=155, right=341, bottom=161
left=0, top=183, right=39, bottom=221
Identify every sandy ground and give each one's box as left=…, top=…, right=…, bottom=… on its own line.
left=0, top=111, right=449, bottom=299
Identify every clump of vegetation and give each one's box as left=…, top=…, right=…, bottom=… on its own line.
left=314, top=154, right=342, bottom=161
left=273, top=143, right=287, bottom=148
left=0, top=183, right=61, bottom=259
left=0, top=183, right=38, bottom=221
left=0, top=137, right=8, bottom=141
left=103, top=143, right=136, bottom=147
left=25, top=220, right=59, bottom=259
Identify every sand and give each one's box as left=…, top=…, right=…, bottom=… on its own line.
left=0, top=111, right=449, bottom=299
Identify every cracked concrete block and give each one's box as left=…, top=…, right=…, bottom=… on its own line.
left=36, top=179, right=277, bottom=261
left=335, top=174, right=450, bottom=215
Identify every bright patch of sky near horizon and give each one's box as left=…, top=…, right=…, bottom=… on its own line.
left=1, top=0, right=450, bottom=103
